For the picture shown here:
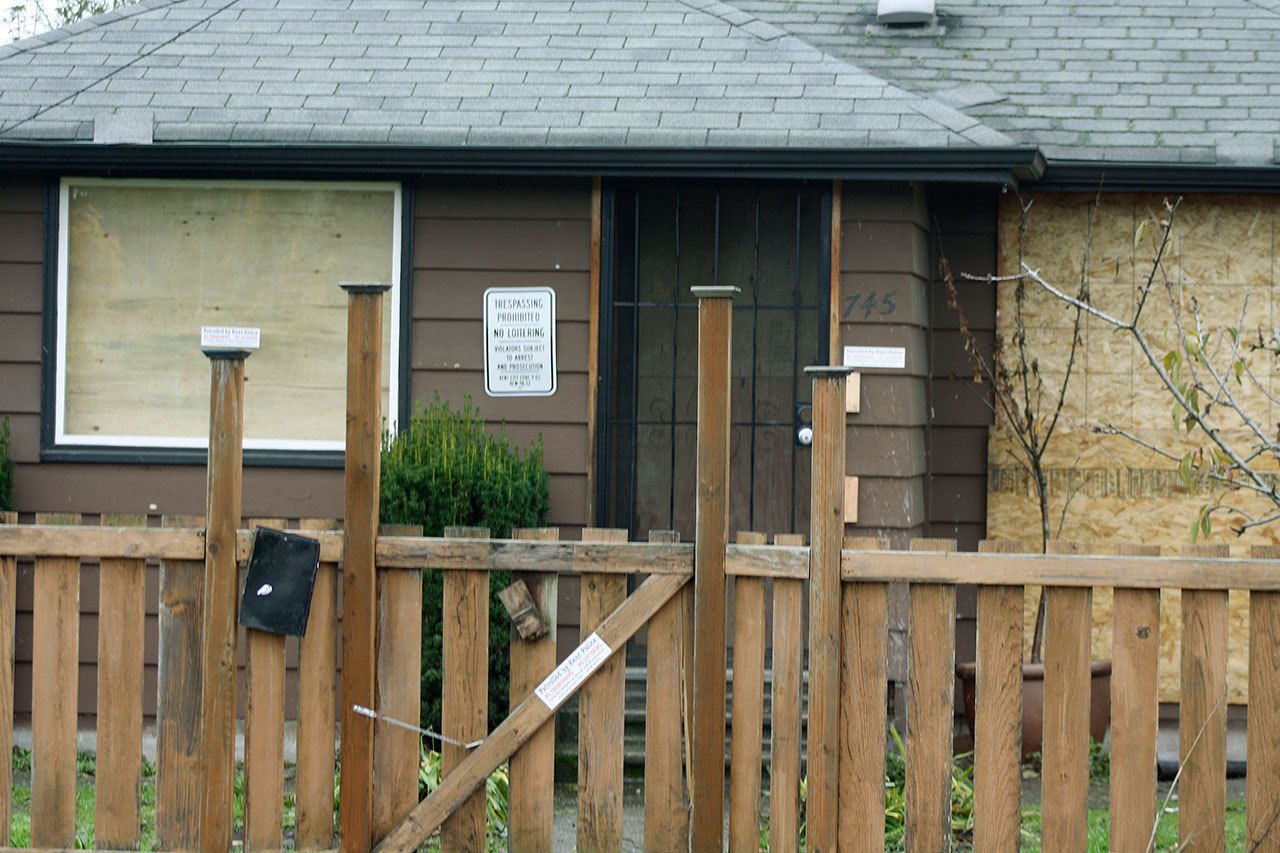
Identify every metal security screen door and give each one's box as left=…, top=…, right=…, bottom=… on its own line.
left=598, top=184, right=830, bottom=541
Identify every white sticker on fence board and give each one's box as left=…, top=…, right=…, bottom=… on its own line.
left=200, top=326, right=261, bottom=350
left=484, top=287, right=557, bottom=397
left=843, top=345, right=906, bottom=370
left=534, top=633, right=611, bottom=708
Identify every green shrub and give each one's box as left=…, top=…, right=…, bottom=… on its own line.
left=0, top=416, right=14, bottom=513
left=380, top=395, right=550, bottom=734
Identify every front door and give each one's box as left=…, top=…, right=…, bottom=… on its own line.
left=597, top=183, right=830, bottom=541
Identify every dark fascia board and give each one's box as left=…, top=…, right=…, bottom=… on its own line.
left=0, top=141, right=1046, bottom=183
left=1034, top=160, right=1280, bottom=193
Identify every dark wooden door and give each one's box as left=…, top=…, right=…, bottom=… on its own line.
left=598, top=184, right=830, bottom=542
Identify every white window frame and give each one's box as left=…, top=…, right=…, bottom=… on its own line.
left=54, top=176, right=403, bottom=452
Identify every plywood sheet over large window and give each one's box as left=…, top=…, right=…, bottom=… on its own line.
left=56, top=179, right=400, bottom=451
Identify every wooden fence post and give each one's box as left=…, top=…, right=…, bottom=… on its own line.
left=728, top=531, right=767, bottom=853
left=805, top=366, right=854, bottom=853
left=690, top=284, right=736, bottom=852
left=197, top=345, right=248, bottom=852
left=337, top=281, right=392, bottom=853
left=0, top=511, right=13, bottom=837
left=296, top=518, right=341, bottom=850
left=645, top=529, right=688, bottom=852
left=769, top=533, right=806, bottom=853
left=244, top=518, right=287, bottom=851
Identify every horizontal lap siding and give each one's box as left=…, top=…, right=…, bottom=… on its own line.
left=412, top=179, right=594, bottom=633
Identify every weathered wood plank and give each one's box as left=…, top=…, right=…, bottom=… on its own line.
left=508, top=527, right=561, bottom=853
left=442, top=526, right=490, bottom=853
left=972, top=539, right=1024, bottom=852
left=372, top=524, right=425, bottom=843
left=1250, top=547, right=1280, bottom=852
left=1181, top=544, right=1229, bottom=853
left=643, top=530, right=687, bottom=853
left=1110, top=543, right=1161, bottom=853
left=0, top=523, right=204, bottom=560
left=725, top=543, right=810, bottom=580
left=378, top=573, right=687, bottom=853
left=31, top=513, right=80, bottom=849
left=296, top=518, right=340, bottom=851
left=839, top=537, right=887, bottom=853
left=0, top=511, right=14, bottom=836
left=1041, top=541, right=1093, bottom=853
left=375, top=536, right=692, bottom=575
left=157, top=514, right=205, bottom=851
left=245, top=520, right=288, bottom=852
left=905, top=539, right=957, bottom=853
left=95, top=514, right=146, bottom=850
left=770, top=532, right=805, bottom=853
left=578, top=528, right=628, bottom=853
left=728, top=533, right=767, bottom=853
left=690, top=286, right=734, bottom=853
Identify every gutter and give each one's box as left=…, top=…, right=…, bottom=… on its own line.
left=0, top=142, right=1045, bottom=184
left=1033, top=161, right=1280, bottom=194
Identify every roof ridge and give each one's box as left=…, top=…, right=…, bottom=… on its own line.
left=0, top=0, right=187, bottom=63
left=702, top=0, right=1012, bottom=145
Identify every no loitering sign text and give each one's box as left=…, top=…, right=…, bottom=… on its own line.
left=484, top=287, right=557, bottom=397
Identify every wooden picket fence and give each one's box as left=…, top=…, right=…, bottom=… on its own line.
left=1, top=285, right=1278, bottom=851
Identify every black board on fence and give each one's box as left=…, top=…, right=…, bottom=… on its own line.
left=238, top=527, right=322, bottom=637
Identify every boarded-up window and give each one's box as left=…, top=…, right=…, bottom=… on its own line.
left=56, top=179, right=401, bottom=450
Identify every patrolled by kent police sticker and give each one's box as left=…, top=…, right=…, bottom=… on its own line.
left=534, top=632, right=611, bottom=708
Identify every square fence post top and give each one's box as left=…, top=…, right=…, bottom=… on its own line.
left=339, top=281, right=393, bottom=294
left=804, top=365, right=856, bottom=378
left=202, top=348, right=252, bottom=361
left=689, top=285, right=741, bottom=300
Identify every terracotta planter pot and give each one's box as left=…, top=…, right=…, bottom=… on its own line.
left=955, top=660, right=1111, bottom=759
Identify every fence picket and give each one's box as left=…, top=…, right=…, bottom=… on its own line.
left=296, top=518, right=340, bottom=850
left=509, top=527, right=561, bottom=853
left=156, top=514, right=205, bottom=850
left=770, top=532, right=806, bottom=853
left=95, top=513, right=147, bottom=849
left=244, top=519, right=288, bottom=851
left=839, top=536, right=888, bottom=853
left=1249, top=545, right=1280, bottom=852
left=904, top=539, right=957, bottom=852
left=729, top=532, right=768, bottom=853
left=31, top=513, right=80, bottom=848
left=1180, top=543, right=1229, bottom=853
left=1110, top=543, right=1161, bottom=853
left=644, top=530, right=687, bottom=853
left=372, top=524, right=425, bottom=842
left=441, top=526, right=491, bottom=853
left=973, top=539, right=1025, bottom=851
left=1041, top=541, right=1093, bottom=852
left=0, top=511, right=13, bottom=836
left=579, top=527, right=629, bottom=852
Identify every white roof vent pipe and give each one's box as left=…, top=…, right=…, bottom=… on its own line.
left=877, top=0, right=936, bottom=25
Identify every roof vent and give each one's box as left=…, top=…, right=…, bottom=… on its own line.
left=876, top=0, right=936, bottom=25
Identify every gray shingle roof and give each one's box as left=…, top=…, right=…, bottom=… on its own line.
left=733, top=0, right=1280, bottom=165
left=0, top=0, right=1010, bottom=149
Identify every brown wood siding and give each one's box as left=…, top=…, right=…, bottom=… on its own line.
left=0, top=177, right=596, bottom=718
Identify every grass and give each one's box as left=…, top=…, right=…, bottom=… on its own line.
left=1016, top=800, right=1248, bottom=851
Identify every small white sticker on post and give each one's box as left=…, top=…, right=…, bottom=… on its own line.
left=534, top=632, right=612, bottom=708
left=843, top=345, right=905, bottom=370
left=201, top=326, right=261, bottom=350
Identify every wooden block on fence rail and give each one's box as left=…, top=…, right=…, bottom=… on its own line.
left=373, top=523, right=425, bottom=843
left=771, top=532, right=806, bottom=853
left=843, top=476, right=859, bottom=524
left=729, top=532, right=768, bottom=853
left=31, top=513, right=80, bottom=849
left=499, top=579, right=546, bottom=641
left=1250, top=545, right=1280, bottom=852
left=578, top=528, right=628, bottom=852
left=296, top=518, right=340, bottom=851
left=905, top=538, right=956, bottom=853
left=442, top=526, right=491, bottom=853
left=839, top=536, right=888, bottom=853
left=156, top=515, right=204, bottom=851
left=972, top=539, right=1025, bottom=852
left=508, top=528, right=560, bottom=853
left=244, top=519, right=288, bottom=852
left=1041, top=541, right=1093, bottom=853
left=0, top=511, right=13, bottom=838
left=645, top=529, right=687, bottom=852
left=1110, top=543, right=1161, bottom=853
left=95, top=514, right=147, bottom=850
left=1180, top=543, right=1229, bottom=853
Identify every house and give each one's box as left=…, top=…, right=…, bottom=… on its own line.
left=0, top=0, right=1275, bottom=729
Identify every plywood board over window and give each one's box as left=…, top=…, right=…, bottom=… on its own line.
left=56, top=179, right=401, bottom=451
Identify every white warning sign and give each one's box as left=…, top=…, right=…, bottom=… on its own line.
left=484, top=287, right=557, bottom=397
left=534, top=632, right=612, bottom=708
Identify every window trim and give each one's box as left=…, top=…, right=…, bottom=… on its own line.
left=43, top=176, right=408, bottom=464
